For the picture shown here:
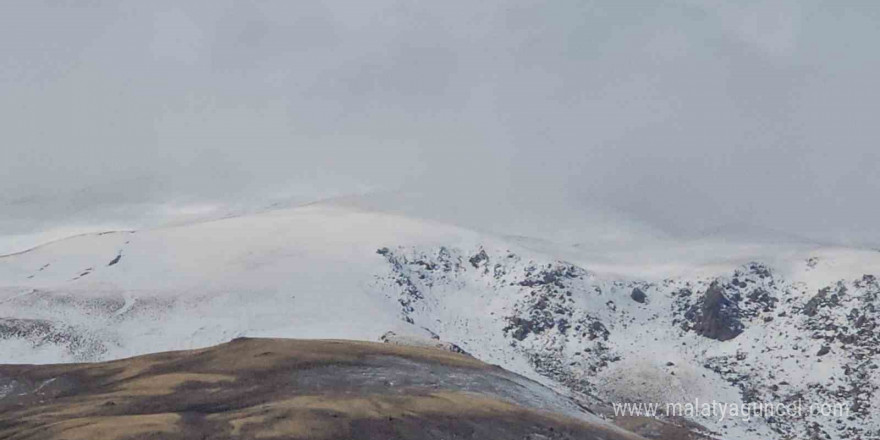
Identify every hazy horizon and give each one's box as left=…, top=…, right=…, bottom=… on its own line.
left=3, top=1, right=879, bottom=251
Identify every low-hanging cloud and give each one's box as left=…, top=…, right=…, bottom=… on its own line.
left=1, top=0, right=878, bottom=248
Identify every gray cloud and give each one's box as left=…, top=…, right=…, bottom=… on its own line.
left=1, top=0, right=878, bottom=248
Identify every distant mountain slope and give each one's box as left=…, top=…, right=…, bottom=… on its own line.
left=0, top=338, right=643, bottom=440
left=0, top=205, right=486, bottom=363
left=1, top=204, right=879, bottom=439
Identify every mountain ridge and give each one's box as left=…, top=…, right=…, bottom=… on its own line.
left=1, top=204, right=878, bottom=439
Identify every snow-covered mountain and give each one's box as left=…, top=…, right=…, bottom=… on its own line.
left=1, top=203, right=878, bottom=439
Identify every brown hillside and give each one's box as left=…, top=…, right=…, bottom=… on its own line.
left=0, top=338, right=646, bottom=440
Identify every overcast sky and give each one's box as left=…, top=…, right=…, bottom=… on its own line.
left=2, top=0, right=879, bottom=250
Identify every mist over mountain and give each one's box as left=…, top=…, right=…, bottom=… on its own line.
left=2, top=0, right=880, bottom=252
left=3, top=3, right=880, bottom=439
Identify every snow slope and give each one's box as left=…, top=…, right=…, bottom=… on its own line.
left=0, top=205, right=483, bottom=361
left=1, top=203, right=879, bottom=439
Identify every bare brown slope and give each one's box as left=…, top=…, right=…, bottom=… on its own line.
left=0, top=338, right=645, bottom=440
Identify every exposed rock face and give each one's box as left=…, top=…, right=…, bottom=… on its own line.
left=0, top=338, right=640, bottom=440
left=372, top=246, right=618, bottom=400
left=373, top=248, right=880, bottom=439
left=683, top=281, right=744, bottom=341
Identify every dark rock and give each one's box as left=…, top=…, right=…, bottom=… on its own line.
left=556, top=319, right=570, bottom=334
left=685, top=281, right=744, bottom=341
left=504, top=311, right=556, bottom=341
left=804, top=285, right=846, bottom=317
left=631, top=288, right=647, bottom=304
left=107, top=254, right=122, bottom=266
left=468, top=249, right=490, bottom=268
left=746, top=263, right=772, bottom=279
left=587, top=321, right=609, bottom=341
left=519, top=264, right=583, bottom=288
left=817, top=346, right=831, bottom=356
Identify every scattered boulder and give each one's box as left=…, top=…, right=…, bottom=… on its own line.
left=468, top=249, right=489, bottom=268
left=631, top=288, right=647, bottom=304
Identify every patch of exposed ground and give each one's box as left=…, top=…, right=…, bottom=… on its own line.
left=0, top=338, right=646, bottom=440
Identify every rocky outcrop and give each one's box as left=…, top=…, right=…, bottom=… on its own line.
left=683, top=281, right=744, bottom=341
left=374, top=247, right=880, bottom=439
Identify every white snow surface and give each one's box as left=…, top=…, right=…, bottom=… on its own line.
left=1, top=203, right=879, bottom=440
